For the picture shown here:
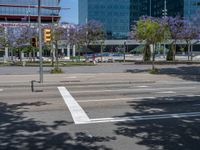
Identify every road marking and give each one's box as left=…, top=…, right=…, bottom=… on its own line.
left=78, top=97, right=156, bottom=103
left=77, top=94, right=200, bottom=103
left=64, top=76, right=77, bottom=79
left=186, top=95, right=200, bottom=97
left=71, top=86, right=197, bottom=94
left=87, top=112, right=200, bottom=124
left=156, top=91, right=176, bottom=94
left=0, top=89, right=3, bottom=92
left=58, top=87, right=200, bottom=125
left=137, top=86, right=149, bottom=88
left=58, top=87, right=90, bottom=124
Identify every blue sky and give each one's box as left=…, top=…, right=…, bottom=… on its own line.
left=60, top=0, right=78, bottom=24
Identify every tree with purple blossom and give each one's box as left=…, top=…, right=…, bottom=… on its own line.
left=165, top=16, right=184, bottom=61
left=180, top=20, right=199, bottom=61
left=77, top=20, right=105, bottom=54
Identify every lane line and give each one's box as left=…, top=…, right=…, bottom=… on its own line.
left=77, top=94, right=200, bottom=103
left=156, top=91, right=176, bottom=94
left=64, top=76, right=77, bottom=79
left=78, top=97, right=156, bottom=103
left=70, top=86, right=197, bottom=93
left=137, top=86, right=149, bottom=88
left=0, top=89, right=3, bottom=92
left=86, top=112, right=200, bottom=124
left=58, top=87, right=90, bottom=124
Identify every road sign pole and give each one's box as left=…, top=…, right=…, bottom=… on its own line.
left=38, top=0, right=43, bottom=83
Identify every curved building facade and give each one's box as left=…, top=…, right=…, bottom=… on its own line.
left=0, top=0, right=61, bottom=23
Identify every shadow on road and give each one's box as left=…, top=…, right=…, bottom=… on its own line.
left=114, top=95, right=200, bottom=150
left=158, top=66, right=200, bottom=82
left=0, top=102, right=114, bottom=150
left=126, top=65, right=200, bottom=82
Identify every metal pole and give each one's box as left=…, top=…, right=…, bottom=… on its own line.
left=124, top=41, right=126, bottom=62
left=150, top=0, right=152, bottom=16
left=163, top=0, right=167, bottom=58
left=38, top=0, right=43, bottom=83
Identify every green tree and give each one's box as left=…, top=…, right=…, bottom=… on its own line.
left=134, top=18, right=165, bottom=70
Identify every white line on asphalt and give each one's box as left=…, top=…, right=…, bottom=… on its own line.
left=136, top=86, right=149, bottom=88
left=0, top=89, right=3, bottom=92
left=70, top=86, right=197, bottom=93
left=64, top=76, right=77, bottom=79
left=78, top=97, right=156, bottom=103
left=86, top=112, right=200, bottom=124
left=58, top=87, right=90, bottom=124
left=156, top=91, right=176, bottom=94
left=186, top=95, right=200, bottom=97
left=77, top=94, right=200, bottom=103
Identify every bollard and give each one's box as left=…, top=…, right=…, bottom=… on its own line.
left=31, top=80, right=36, bottom=92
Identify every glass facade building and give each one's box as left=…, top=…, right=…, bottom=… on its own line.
left=184, top=0, right=200, bottom=26
left=79, top=0, right=200, bottom=39
left=0, top=0, right=61, bottom=23
left=79, top=0, right=130, bottom=39
left=150, top=0, right=184, bottom=17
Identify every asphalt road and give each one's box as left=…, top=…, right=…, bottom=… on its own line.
left=0, top=63, right=200, bottom=75
left=0, top=73, right=200, bottom=150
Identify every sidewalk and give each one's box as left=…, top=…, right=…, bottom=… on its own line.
left=0, top=72, right=185, bottom=88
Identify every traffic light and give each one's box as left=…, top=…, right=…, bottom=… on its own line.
left=44, top=29, right=51, bottom=43
left=31, top=37, right=37, bottom=47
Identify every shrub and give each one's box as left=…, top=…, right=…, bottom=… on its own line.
left=149, top=68, right=159, bottom=74
left=50, top=68, right=63, bottom=74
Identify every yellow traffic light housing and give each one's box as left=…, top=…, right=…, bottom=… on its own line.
left=44, top=29, right=51, bottom=43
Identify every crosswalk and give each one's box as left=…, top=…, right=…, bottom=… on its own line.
left=57, top=81, right=200, bottom=125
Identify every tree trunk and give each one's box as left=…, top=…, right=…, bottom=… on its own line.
left=152, top=44, right=155, bottom=70
left=33, top=49, right=35, bottom=62
left=51, top=50, right=55, bottom=67
left=55, top=41, right=59, bottom=69
left=143, top=44, right=151, bottom=62
left=173, top=42, right=176, bottom=61
left=101, top=43, right=103, bottom=63
left=187, top=43, right=190, bottom=61
left=20, top=51, right=22, bottom=62
left=190, top=44, right=193, bottom=61
left=11, top=48, right=14, bottom=62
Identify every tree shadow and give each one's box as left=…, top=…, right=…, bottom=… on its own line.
left=158, top=66, right=200, bottom=82
left=126, top=69, right=147, bottom=73
left=0, top=102, right=114, bottom=150
left=114, top=95, right=200, bottom=150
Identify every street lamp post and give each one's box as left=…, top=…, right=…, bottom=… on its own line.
left=149, top=0, right=152, bottom=16
left=162, top=0, right=167, bottom=58
left=38, top=0, right=43, bottom=83
left=124, top=41, right=126, bottom=63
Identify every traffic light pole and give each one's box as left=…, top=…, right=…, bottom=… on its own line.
left=38, top=0, right=43, bottom=83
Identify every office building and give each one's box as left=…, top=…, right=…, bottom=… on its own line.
left=79, top=0, right=200, bottom=39
left=79, top=0, right=130, bottom=39
left=0, top=0, right=61, bottom=23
